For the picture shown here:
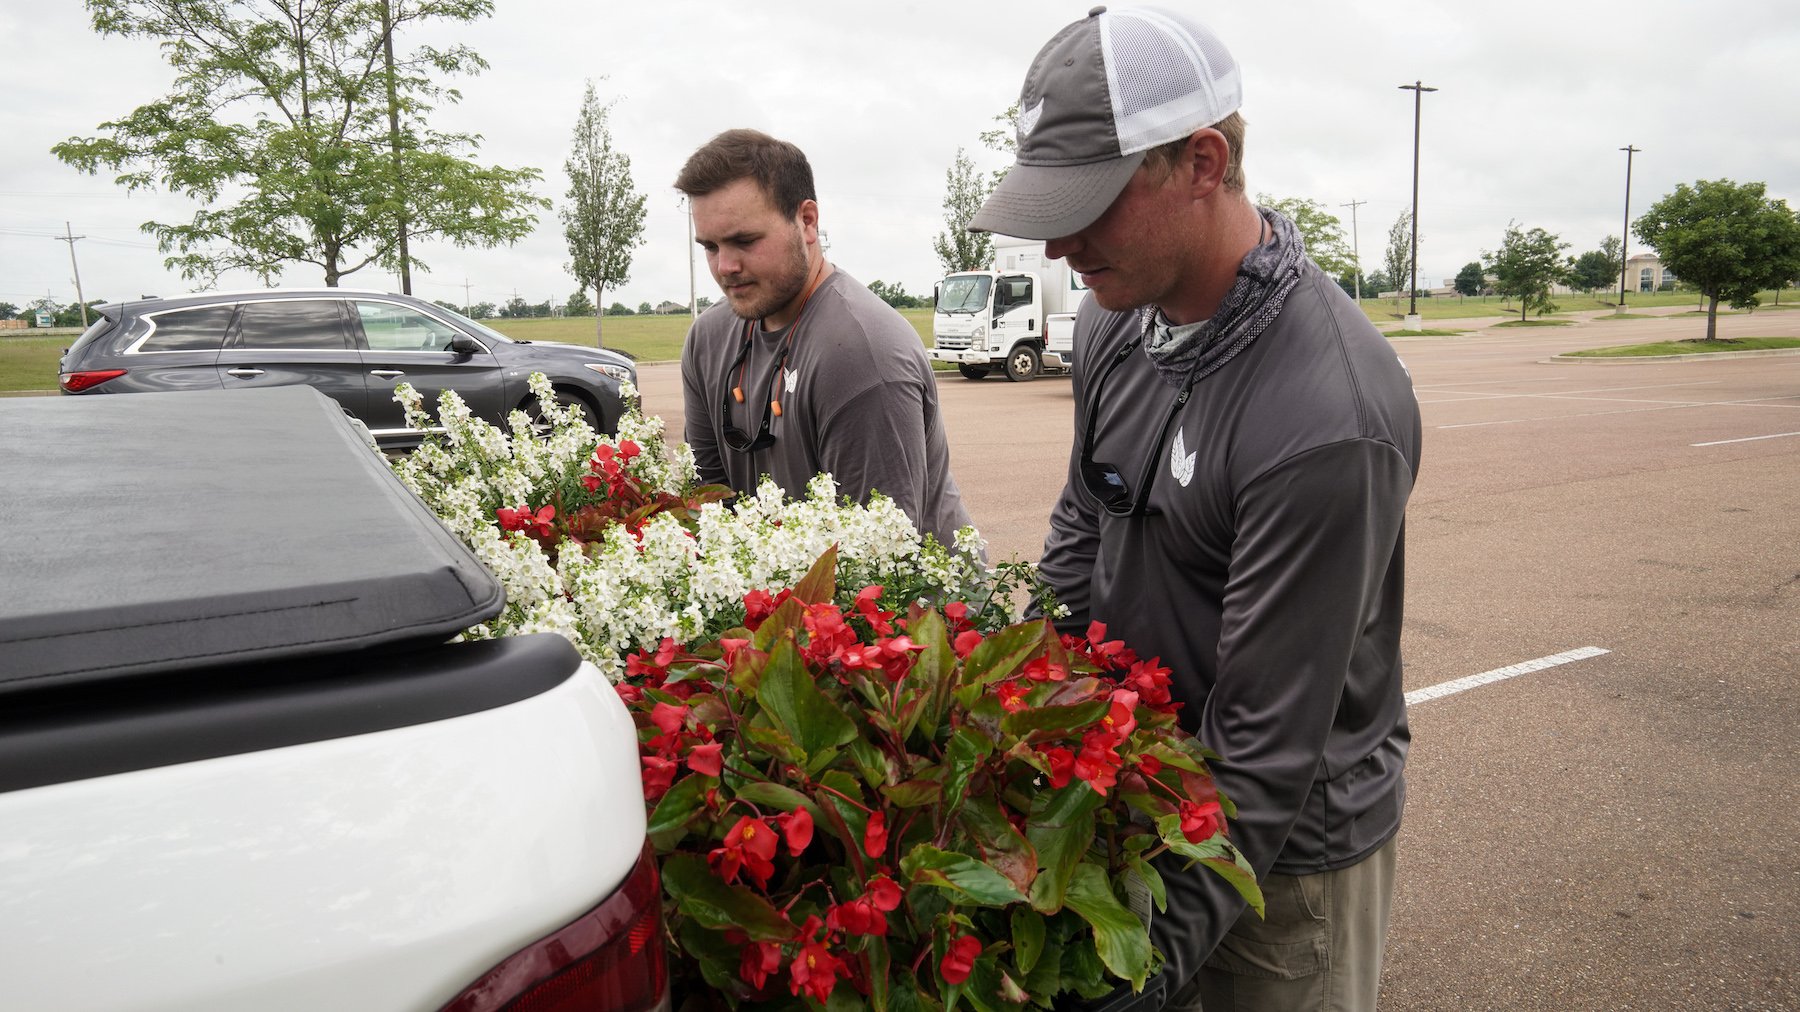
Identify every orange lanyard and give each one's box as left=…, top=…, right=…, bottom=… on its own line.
left=733, top=258, right=827, bottom=418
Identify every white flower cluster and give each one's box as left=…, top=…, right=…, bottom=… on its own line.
left=387, top=372, right=1039, bottom=681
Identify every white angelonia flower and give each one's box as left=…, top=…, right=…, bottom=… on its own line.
left=383, top=375, right=1030, bottom=682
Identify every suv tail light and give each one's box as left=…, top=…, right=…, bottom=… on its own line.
left=60, top=369, right=127, bottom=392
left=441, top=844, right=668, bottom=1012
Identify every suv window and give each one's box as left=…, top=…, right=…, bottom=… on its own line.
left=354, top=300, right=463, bottom=352
left=235, top=300, right=349, bottom=350
left=140, top=306, right=235, bottom=352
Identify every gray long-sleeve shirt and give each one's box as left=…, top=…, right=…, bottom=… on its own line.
left=680, top=267, right=974, bottom=548
left=1038, top=261, right=1421, bottom=986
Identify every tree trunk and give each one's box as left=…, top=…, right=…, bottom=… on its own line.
left=1706, top=294, right=1719, bottom=341
left=594, top=282, right=605, bottom=348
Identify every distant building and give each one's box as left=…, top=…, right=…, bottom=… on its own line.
left=654, top=300, right=687, bottom=315
left=1624, top=253, right=1679, bottom=293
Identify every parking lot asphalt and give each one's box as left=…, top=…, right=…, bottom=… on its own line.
left=635, top=305, right=1799, bottom=1010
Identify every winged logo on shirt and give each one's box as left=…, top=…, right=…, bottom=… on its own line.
left=1170, top=427, right=1196, bottom=488
left=784, top=368, right=798, bottom=395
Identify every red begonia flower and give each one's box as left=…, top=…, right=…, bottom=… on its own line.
left=789, top=940, right=847, bottom=1003
left=649, top=701, right=687, bottom=735
left=686, top=741, right=723, bottom=777
left=863, top=811, right=888, bottom=859
left=953, top=629, right=984, bottom=659
left=940, top=933, right=982, bottom=985
left=776, top=807, right=814, bottom=855
left=1180, top=800, right=1224, bottom=843
left=640, top=755, right=677, bottom=801
left=739, top=939, right=783, bottom=990
left=1043, top=746, right=1076, bottom=789
left=710, top=815, right=779, bottom=887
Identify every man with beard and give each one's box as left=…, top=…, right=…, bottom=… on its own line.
left=970, top=8, right=1421, bottom=1012
left=675, top=129, right=973, bottom=549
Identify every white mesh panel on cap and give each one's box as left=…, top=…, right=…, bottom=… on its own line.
left=1100, top=7, right=1242, bottom=155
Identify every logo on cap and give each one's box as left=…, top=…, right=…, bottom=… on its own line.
left=1017, top=98, right=1044, bottom=140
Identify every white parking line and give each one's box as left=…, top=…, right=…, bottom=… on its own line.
left=1692, top=430, right=1800, bottom=447
left=1405, top=647, right=1611, bottom=707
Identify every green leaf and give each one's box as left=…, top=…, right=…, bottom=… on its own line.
left=959, top=621, right=1048, bottom=692
left=1126, top=855, right=1168, bottom=913
left=890, top=977, right=943, bottom=1012
left=1010, top=906, right=1046, bottom=975
left=1062, top=864, right=1151, bottom=990
left=750, top=597, right=806, bottom=653
left=757, top=637, right=858, bottom=760
left=741, top=722, right=805, bottom=768
left=901, top=844, right=1030, bottom=907
left=793, top=545, right=839, bottom=604
left=957, top=796, right=1037, bottom=897
left=1025, top=783, right=1103, bottom=912
left=999, top=698, right=1110, bottom=739
left=661, top=853, right=794, bottom=941
left=898, top=608, right=956, bottom=743
left=942, top=725, right=995, bottom=820
left=1154, top=815, right=1265, bottom=917
left=645, top=772, right=709, bottom=850
left=881, top=778, right=945, bottom=808
left=850, top=735, right=895, bottom=789
left=733, top=780, right=827, bottom=830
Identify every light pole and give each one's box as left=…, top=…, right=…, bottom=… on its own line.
left=1618, top=145, right=1640, bottom=310
left=1340, top=198, right=1365, bottom=303
left=1398, top=80, right=1436, bottom=329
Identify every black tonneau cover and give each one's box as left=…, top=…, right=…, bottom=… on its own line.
left=0, top=387, right=503, bottom=693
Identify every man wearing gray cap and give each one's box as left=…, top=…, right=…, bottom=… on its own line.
left=973, top=7, right=1421, bottom=1011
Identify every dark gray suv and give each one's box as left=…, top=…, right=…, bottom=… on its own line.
left=57, top=289, right=637, bottom=444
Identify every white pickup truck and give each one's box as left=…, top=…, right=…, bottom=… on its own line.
left=929, top=235, right=1088, bottom=382
left=0, top=386, right=666, bottom=1012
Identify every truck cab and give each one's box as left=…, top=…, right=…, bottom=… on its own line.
left=929, top=237, right=1088, bottom=381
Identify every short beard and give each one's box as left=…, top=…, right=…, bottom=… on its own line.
left=739, top=227, right=811, bottom=323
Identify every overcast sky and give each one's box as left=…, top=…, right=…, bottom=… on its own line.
left=4, top=0, right=1797, bottom=314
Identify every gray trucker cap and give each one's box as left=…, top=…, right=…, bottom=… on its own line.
left=969, top=5, right=1243, bottom=240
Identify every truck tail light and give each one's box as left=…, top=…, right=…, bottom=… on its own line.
left=441, top=845, right=668, bottom=1012
left=60, top=369, right=126, bottom=392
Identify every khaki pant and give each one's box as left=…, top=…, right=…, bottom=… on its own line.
left=1167, top=836, right=1397, bottom=1012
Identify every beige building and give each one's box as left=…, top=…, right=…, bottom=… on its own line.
left=1624, top=252, right=1679, bottom=292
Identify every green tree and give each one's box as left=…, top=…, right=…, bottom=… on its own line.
left=1566, top=236, right=1622, bottom=294
left=932, top=147, right=995, bottom=276
left=1258, top=194, right=1353, bottom=280
left=696, top=296, right=712, bottom=310
left=561, top=80, right=646, bottom=347
left=606, top=301, right=634, bottom=316
left=1453, top=261, right=1485, bottom=298
left=1382, top=211, right=1412, bottom=310
left=53, top=0, right=544, bottom=288
left=1484, top=222, right=1569, bottom=322
left=0, top=302, right=19, bottom=320
left=564, top=289, right=595, bottom=317
left=469, top=300, right=496, bottom=320
left=499, top=296, right=530, bottom=318
left=1365, top=270, right=1391, bottom=295
left=867, top=280, right=923, bottom=309
left=1635, top=179, right=1800, bottom=340
left=637, top=301, right=652, bottom=316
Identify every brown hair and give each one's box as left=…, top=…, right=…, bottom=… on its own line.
left=674, top=129, right=817, bottom=219
left=1141, top=112, right=1246, bottom=193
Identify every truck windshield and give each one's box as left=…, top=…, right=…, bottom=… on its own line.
left=936, top=276, right=991, bottom=314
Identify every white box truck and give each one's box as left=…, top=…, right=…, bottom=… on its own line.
left=929, top=236, right=1089, bottom=382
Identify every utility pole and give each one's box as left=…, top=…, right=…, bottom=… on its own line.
left=684, top=197, right=697, bottom=317
left=1340, top=199, right=1366, bottom=303
left=1398, top=81, right=1437, bottom=329
left=461, top=278, right=474, bottom=317
left=56, top=222, right=89, bottom=328
left=1618, top=145, right=1640, bottom=310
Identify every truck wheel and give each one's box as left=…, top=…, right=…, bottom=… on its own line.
left=958, top=364, right=991, bottom=380
left=1005, top=344, right=1041, bottom=382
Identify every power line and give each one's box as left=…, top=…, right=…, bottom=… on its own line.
left=54, top=223, right=89, bottom=328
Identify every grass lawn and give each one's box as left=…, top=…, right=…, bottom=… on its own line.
left=1563, top=337, right=1800, bottom=358
left=485, top=307, right=936, bottom=363
left=1385, top=328, right=1468, bottom=337
left=1351, top=288, right=1795, bottom=325
left=1493, top=319, right=1574, bottom=328
left=0, top=338, right=68, bottom=393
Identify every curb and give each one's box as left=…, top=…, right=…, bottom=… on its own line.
left=1546, top=348, right=1800, bottom=364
